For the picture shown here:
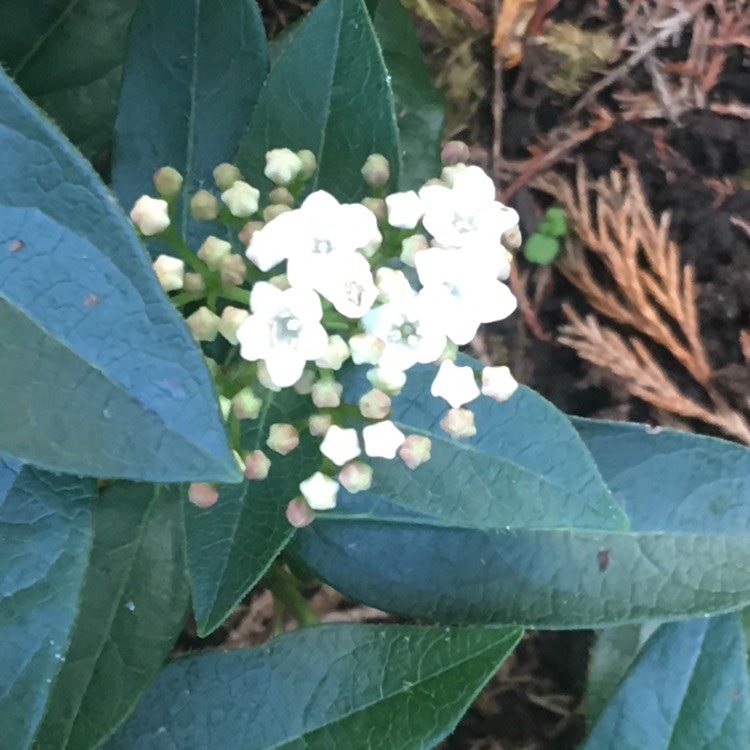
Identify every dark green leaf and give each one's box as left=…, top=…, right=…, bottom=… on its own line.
left=185, top=389, right=318, bottom=635
left=371, top=0, right=443, bottom=189
left=581, top=614, right=749, bottom=749
left=36, top=483, right=190, bottom=750
left=105, top=623, right=522, bottom=749
left=113, top=0, right=268, bottom=245
left=235, top=0, right=401, bottom=202
left=0, top=0, right=140, bottom=156
left=0, top=71, right=239, bottom=482
left=292, top=407, right=750, bottom=627
left=0, top=458, right=93, bottom=750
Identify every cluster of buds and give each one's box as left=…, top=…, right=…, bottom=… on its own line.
left=132, top=143, right=520, bottom=524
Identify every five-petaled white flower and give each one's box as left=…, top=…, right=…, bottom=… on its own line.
left=315, top=251, right=378, bottom=319
left=236, top=282, right=327, bottom=388
left=431, top=360, right=480, bottom=408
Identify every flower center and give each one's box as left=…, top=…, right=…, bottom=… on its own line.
left=271, top=311, right=303, bottom=345
left=388, top=315, right=421, bottom=347
left=313, top=237, right=334, bottom=254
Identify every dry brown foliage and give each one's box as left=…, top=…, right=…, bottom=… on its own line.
left=535, top=163, right=750, bottom=443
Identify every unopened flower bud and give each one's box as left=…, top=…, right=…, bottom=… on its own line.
left=366, top=366, right=406, bottom=395
left=221, top=181, right=260, bottom=218
left=286, top=497, right=315, bottom=527
left=219, top=306, right=249, bottom=344
left=440, top=140, right=470, bottom=166
left=269, top=187, right=295, bottom=207
left=263, top=204, right=292, bottom=222
left=320, top=425, right=361, bottom=466
left=268, top=273, right=290, bottom=291
left=256, top=360, right=281, bottom=392
left=130, top=195, right=170, bottom=236
left=375, top=268, right=412, bottom=303
left=501, top=225, right=522, bottom=251
left=152, top=254, right=185, bottom=292
left=186, top=306, right=220, bottom=341
left=219, top=395, right=231, bottom=420
left=197, top=236, right=231, bottom=269
left=217, top=254, right=247, bottom=286
left=399, top=434, right=432, bottom=469
left=299, top=471, right=339, bottom=510
left=188, top=482, right=219, bottom=509
left=238, top=220, right=265, bottom=246
left=363, top=420, right=406, bottom=459
left=440, top=407, right=476, bottom=439
left=441, top=164, right=467, bottom=187
left=267, top=423, right=299, bottom=455
left=338, top=461, right=373, bottom=493
left=264, top=148, right=303, bottom=186
left=385, top=190, right=424, bottom=230
left=481, top=365, right=519, bottom=402
left=213, top=162, right=242, bottom=191
left=400, top=234, right=429, bottom=267
left=308, top=413, right=333, bottom=437
left=311, top=378, right=343, bottom=409
left=349, top=333, right=384, bottom=365
left=203, top=356, right=219, bottom=377
left=359, top=389, right=391, bottom=420
left=293, top=370, right=316, bottom=395
left=183, top=272, right=205, bottom=292
left=315, top=335, right=350, bottom=370
left=153, top=166, right=183, bottom=198
left=431, top=360, right=480, bottom=408
left=189, top=190, right=220, bottom=220
left=361, top=153, right=390, bottom=186
left=361, top=197, right=387, bottom=220
left=297, top=149, right=317, bottom=179
left=244, top=449, right=271, bottom=480
left=232, top=386, right=263, bottom=420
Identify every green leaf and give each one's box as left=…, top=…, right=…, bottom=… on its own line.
left=0, top=71, right=239, bottom=483
left=0, top=458, right=93, bottom=750
left=0, top=0, right=140, bottom=157
left=523, top=233, right=560, bottom=264
left=291, top=408, right=750, bottom=627
left=35, top=483, right=190, bottom=750
left=371, top=0, right=443, bottom=189
left=112, top=0, right=268, bottom=244
left=235, top=0, right=401, bottom=202
left=105, top=623, right=523, bottom=749
left=581, top=614, right=750, bottom=749
left=543, top=206, right=567, bottom=237
left=185, top=389, right=318, bottom=635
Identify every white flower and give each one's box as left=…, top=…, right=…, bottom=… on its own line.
left=236, top=282, right=327, bottom=388
left=320, top=426, right=361, bottom=466
left=419, top=166, right=519, bottom=248
left=481, top=366, right=519, bottom=402
left=431, top=360, right=480, bottom=408
left=385, top=191, right=424, bottom=229
left=362, top=292, right=446, bottom=372
left=265, top=148, right=303, bottom=186
left=130, top=195, right=170, bottom=236
left=221, top=181, right=260, bottom=217
left=300, top=472, right=339, bottom=510
left=416, top=246, right=517, bottom=345
left=363, top=420, right=406, bottom=459
left=152, top=255, right=184, bottom=292
left=315, top=252, right=378, bottom=319
left=316, top=335, right=350, bottom=370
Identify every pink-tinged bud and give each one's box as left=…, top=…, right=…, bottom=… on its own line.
left=431, top=360, right=480, bottom=408
left=297, top=149, right=317, bottom=179
left=264, top=148, right=303, bottom=186
left=238, top=220, right=264, bottom=247
left=361, top=197, right=387, bottom=220
left=440, top=140, right=470, bottom=166
left=244, top=449, right=271, bottom=480
left=361, top=153, right=390, bottom=186
left=263, top=204, right=292, bottom=223
left=269, top=187, right=295, bottom=207
left=256, top=360, right=281, bottom=392
left=130, top=195, right=170, bottom=236
left=293, top=370, right=316, bottom=395
left=268, top=273, right=290, bottom=290
left=299, top=471, right=339, bottom=510
left=398, top=434, right=432, bottom=469
left=359, top=389, right=391, bottom=420
left=153, top=166, right=184, bottom=198
left=213, top=162, right=242, bottom=191
left=152, top=254, right=185, bottom=292
left=315, top=335, right=350, bottom=370
left=218, top=306, right=250, bottom=345
left=232, top=387, right=263, bottom=420
left=363, top=420, right=406, bottom=459
left=188, top=482, right=219, bottom=509
left=320, top=425, right=361, bottom=466
left=308, top=413, right=333, bottom=437
left=221, top=181, right=260, bottom=218
left=311, top=378, right=343, bottom=409
left=286, top=497, right=315, bottom=527
left=349, top=333, right=384, bottom=366
left=183, top=272, right=205, bottom=292
left=189, top=190, right=220, bottom=220
left=338, top=461, right=373, bottom=493
left=197, top=236, right=231, bottom=269
left=375, top=267, right=413, bottom=303
left=400, top=234, right=429, bottom=267
left=267, top=423, right=299, bottom=455
left=217, top=254, right=247, bottom=286
left=186, top=306, right=220, bottom=342
left=219, top=396, right=231, bottom=420
left=440, top=164, right=467, bottom=187
left=366, top=366, right=406, bottom=395
left=440, top=408, right=476, bottom=439
left=481, top=366, right=519, bottom=402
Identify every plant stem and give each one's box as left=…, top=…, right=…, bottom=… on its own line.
left=264, top=563, right=319, bottom=627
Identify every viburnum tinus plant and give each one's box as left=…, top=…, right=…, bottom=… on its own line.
left=1, top=1, right=749, bottom=749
